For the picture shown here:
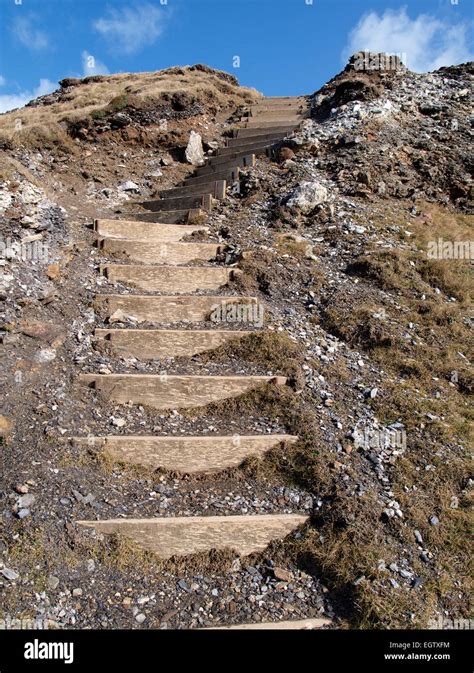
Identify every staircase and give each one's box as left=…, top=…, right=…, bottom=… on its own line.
left=75, top=96, right=329, bottom=629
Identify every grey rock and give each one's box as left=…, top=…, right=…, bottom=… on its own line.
left=185, top=131, right=205, bottom=166
left=287, top=181, right=328, bottom=213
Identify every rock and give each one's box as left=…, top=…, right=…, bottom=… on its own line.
left=279, top=147, right=295, bottom=162
left=135, top=613, right=146, bottom=624
left=429, top=515, right=440, bottom=526
left=86, top=559, right=96, bottom=572
left=0, top=415, right=13, bottom=438
left=273, top=567, right=292, bottom=582
left=72, top=588, right=83, bottom=597
left=34, top=348, right=57, bottom=363
left=47, top=575, right=60, bottom=590
left=15, top=484, right=29, bottom=494
left=18, top=494, right=35, bottom=508
left=1, top=567, right=19, bottom=581
left=111, top=417, right=126, bottom=428
left=20, top=321, right=65, bottom=346
left=286, top=181, right=328, bottom=213
left=46, top=264, right=60, bottom=280
left=414, top=530, right=423, bottom=544
left=111, top=112, right=131, bottom=129
left=118, top=181, right=140, bottom=193
left=185, top=130, right=205, bottom=166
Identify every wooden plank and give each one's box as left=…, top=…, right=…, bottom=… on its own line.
left=184, top=168, right=240, bottom=186
left=117, top=209, right=202, bottom=224
left=194, top=154, right=255, bottom=177
left=76, top=514, right=307, bottom=558
left=160, top=180, right=226, bottom=200
left=140, top=194, right=212, bottom=213
left=102, top=265, right=234, bottom=293
left=94, top=295, right=260, bottom=324
left=205, top=618, right=332, bottom=630
left=235, top=126, right=297, bottom=139
left=94, top=328, right=247, bottom=358
left=80, top=373, right=287, bottom=409
left=94, top=220, right=209, bottom=241
left=99, top=241, right=222, bottom=265
left=72, top=434, right=298, bottom=473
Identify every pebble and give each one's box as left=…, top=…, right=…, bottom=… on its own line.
left=135, top=613, right=146, bottom=624
left=1, top=568, right=19, bottom=581
left=429, top=516, right=440, bottom=526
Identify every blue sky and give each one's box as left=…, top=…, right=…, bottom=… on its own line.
left=0, top=0, right=472, bottom=112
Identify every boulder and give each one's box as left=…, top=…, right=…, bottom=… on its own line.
left=286, top=181, right=328, bottom=213
left=185, top=131, right=205, bottom=166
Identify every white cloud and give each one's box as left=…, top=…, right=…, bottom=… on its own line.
left=0, top=75, right=5, bottom=87
left=93, top=3, right=166, bottom=54
left=0, top=79, right=56, bottom=114
left=343, top=8, right=473, bottom=72
left=82, top=51, right=110, bottom=77
left=12, top=15, right=49, bottom=50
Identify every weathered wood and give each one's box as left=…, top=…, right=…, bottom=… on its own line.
left=140, top=193, right=213, bottom=212
left=72, top=434, right=298, bottom=473
left=160, top=180, right=226, bottom=200
left=224, top=132, right=291, bottom=148
left=94, top=220, right=209, bottom=241
left=99, top=240, right=222, bottom=265
left=76, top=514, right=307, bottom=558
left=184, top=167, right=240, bottom=186
left=102, top=264, right=234, bottom=293
left=211, top=146, right=273, bottom=163
left=80, top=373, right=287, bottom=409
left=195, top=154, right=255, bottom=177
left=205, top=617, right=331, bottom=630
left=118, top=209, right=203, bottom=223
left=94, top=328, right=247, bottom=358
left=95, top=295, right=260, bottom=324
left=243, top=119, right=304, bottom=129
left=235, top=126, right=297, bottom=139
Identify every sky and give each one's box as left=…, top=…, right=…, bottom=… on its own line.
left=0, top=0, right=472, bottom=113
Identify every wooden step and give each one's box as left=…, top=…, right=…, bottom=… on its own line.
left=94, top=220, right=209, bottom=242
left=243, top=119, right=304, bottom=129
left=95, top=295, right=259, bottom=324
left=205, top=617, right=331, bottom=630
left=217, top=140, right=280, bottom=157
left=184, top=167, right=240, bottom=187
left=160, top=180, right=226, bottom=200
left=225, top=131, right=291, bottom=148
left=235, top=126, right=297, bottom=139
left=72, top=434, right=298, bottom=473
left=94, top=328, right=247, bottom=358
left=102, top=265, right=234, bottom=293
left=195, top=154, right=254, bottom=177
left=140, top=193, right=213, bottom=212
left=80, top=373, right=287, bottom=409
left=99, top=240, right=222, bottom=265
left=210, top=146, right=273, bottom=164
left=76, top=513, right=306, bottom=558
left=119, top=208, right=204, bottom=224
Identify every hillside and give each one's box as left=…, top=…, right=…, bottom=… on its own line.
left=0, top=58, right=472, bottom=631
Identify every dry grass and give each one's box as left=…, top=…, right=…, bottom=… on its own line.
left=0, top=65, right=260, bottom=149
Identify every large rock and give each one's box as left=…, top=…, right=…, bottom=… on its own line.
left=185, top=131, right=205, bottom=166
left=286, top=181, right=328, bottom=213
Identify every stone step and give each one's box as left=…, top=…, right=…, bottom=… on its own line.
left=160, top=180, right=226, bottom=200
left=76, top=513, right=306, bottom=558
left=205, top=617, right=331, bottom=630
left=80, top=373, right=287, bottom=409
left=194, top=154, right=255, bottom=177
left=94, top=220, right=209, bottom=242
left=102, top=264, right=234, bottom=293
left=98, top=240, right=222, bottom=265
left=120, top=208, right=204, bottom=224
left=72, top=434, right=298, bottom=473
left=94, top=328, right=247, bottom=358
left=235, top=125, right=297, bottom=139
left=140, top=193, right=213, bottom=212
left=249, top=103, right=307, bottom=114
left=184, top=167, right=240, bottom=187
left=95, top=294, right=260, bottom=324
left=224, top=131, right=291, bottom=148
